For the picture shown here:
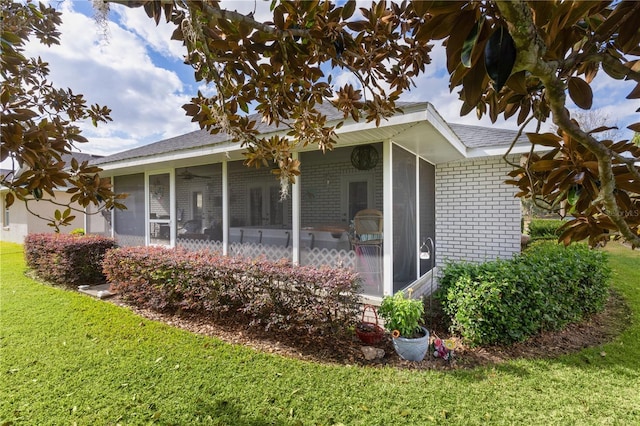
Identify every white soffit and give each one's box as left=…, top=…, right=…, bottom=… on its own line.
left=333, top=104, right=467, bottom=163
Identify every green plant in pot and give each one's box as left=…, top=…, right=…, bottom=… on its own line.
left=378, top=290, right=430, bottom=361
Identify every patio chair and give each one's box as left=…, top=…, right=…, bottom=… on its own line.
left=352, top=209, right=383, bottom=293
left=353, top=209, right=383, bottom=244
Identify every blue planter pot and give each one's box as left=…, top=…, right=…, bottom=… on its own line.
left=392, top=327, right=430, bottom=361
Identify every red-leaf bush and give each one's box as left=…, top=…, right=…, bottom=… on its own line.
left=24, top=233, right=116, bottom=287
left=102, top=246, right=362, bottom=335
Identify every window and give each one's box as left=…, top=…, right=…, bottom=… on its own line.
left=192, top=191, right=203, bottom=220
left=341, top=174, right=375, bottom=223
left=248, top=183, right=286, bottom=226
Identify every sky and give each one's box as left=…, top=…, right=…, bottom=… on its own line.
left=17, top=0, right=640, bottom=159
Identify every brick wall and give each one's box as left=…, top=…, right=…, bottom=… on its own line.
left=300, top=144, right=384, bottom=227
left=176, top=165, right=223, bottom=227
left=435, top=155, right=521, bottom=264
left=228, top=161, right=292, bottom=227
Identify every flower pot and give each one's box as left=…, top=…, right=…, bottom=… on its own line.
left=392, top=327, right=430, bottom=361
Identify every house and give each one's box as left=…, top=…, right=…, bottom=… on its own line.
left=87, top=102, right=530, bottom=300
left=1, top=153, right=102, bottom=244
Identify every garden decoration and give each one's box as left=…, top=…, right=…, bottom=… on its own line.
left=356, top=304, right=385, bottom=344
left=432, top=335, right=456, bottom=362
left=378, top=289, right=430, bottom=362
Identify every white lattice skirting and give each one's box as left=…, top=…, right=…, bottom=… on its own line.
left=300, top=247, right=356, bottom=269
left=177, top=238, right=223, bottom=253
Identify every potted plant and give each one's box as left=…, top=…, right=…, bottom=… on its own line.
left=378, top=290, right=430, bottom=361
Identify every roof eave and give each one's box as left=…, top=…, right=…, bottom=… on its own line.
left=98, top=102, right=472, bottom=172
left=466, top=143, right=552, bottom=158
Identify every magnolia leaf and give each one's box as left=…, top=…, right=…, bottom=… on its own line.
left=462, top=56, right=488, bottom=107
left=505, top=71, right=528, bottom=95
left=602, top=59, right=626, bottom=80
left=484, top=26, right=516, bottom=92
left=529, top=159, right=563, bottom=172
left=4, top=192, right=15, bottom=208
left=461, top=17, right=484, bottom=68
left=342, top=0, right=356, bottom=19
left=568, top=77, right=593, bottom=109
left=626, top=82, right=640, bottom=99
left=526, top=132, right=561, bottom=147
left=588, top=125, right=618, bottom=135
left=627, top=122, right=640, bottom=133
left=568, top=185, right=582, bottom=206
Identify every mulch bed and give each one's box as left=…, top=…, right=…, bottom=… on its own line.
left=107, top=291, right=631, bottom=370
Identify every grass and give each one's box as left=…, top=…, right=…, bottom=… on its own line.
left=1, top=241, right=639, bottom=425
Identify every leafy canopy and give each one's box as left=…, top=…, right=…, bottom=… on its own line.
left=116, top=0, right=639, bottom=247
left=1, top=0, right=125, bottom=230
left=3, top=0, right=639, bottom=247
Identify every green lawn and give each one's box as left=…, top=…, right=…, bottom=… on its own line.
left=1, top=242, right=639, bottom=425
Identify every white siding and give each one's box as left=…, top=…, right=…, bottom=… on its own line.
left=435, top=155, right=521, bottom=264
left=0, top=191, right=86, bottom=244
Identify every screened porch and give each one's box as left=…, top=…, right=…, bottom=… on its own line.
left=87, top=141, right=436, bottom=298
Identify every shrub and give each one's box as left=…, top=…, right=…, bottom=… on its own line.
left=378, top=290, right=424, bottom=337
left=24, top=233, right=116, bottom=287
left=439, top=241, right=610, bottom=346
left=528, top=218, right=565, bottom=240
left=102, top=246, right=362, bottom=335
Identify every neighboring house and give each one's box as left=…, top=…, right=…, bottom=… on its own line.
left=88, top=102, right=530, bottom=300
left=0, top=153, right=102, bottom=244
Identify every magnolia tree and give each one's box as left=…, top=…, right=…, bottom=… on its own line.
left=3, top=0, right=639, bottom=247
left=0, top=1, right=125, bottom=230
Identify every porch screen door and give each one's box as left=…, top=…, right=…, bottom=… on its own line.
left=148, top=173, right=172, bottom=246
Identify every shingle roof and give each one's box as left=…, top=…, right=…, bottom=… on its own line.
left=449, top=123, right=529, bottom=148
left=61, top=152, right=103, bottom=165
left=93, top=103, right=529, bottom=165
left=94, top=102, right=357, bottom=165
left=92, top=128, right=216, bottom=165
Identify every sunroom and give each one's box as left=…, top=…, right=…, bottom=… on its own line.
left=88, top=103, right=470, bottom=299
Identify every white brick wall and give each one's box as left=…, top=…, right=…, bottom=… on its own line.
left=435, top=155, right=521, bottom=264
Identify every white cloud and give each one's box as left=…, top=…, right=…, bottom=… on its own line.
left=399, top=42, right=528, bottom=132
left=219, top=0, right=274, bottom=23
left=112, top=3, right=186, bottom=61
left=22, top=1, right=198, bottom=156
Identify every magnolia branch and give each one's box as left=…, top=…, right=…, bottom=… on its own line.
left=497, top=0, right=640, bottom=247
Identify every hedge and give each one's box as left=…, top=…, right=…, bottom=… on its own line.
left=24, top=233, right=116, bottom=287
left=438, top=242, right=610, bottom=346
left=102, top=246, right=362, bottom=335
left=528, top=218, right=565, bottom=240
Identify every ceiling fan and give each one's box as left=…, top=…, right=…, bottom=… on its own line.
left=178, top=169, right=211, bottom=180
